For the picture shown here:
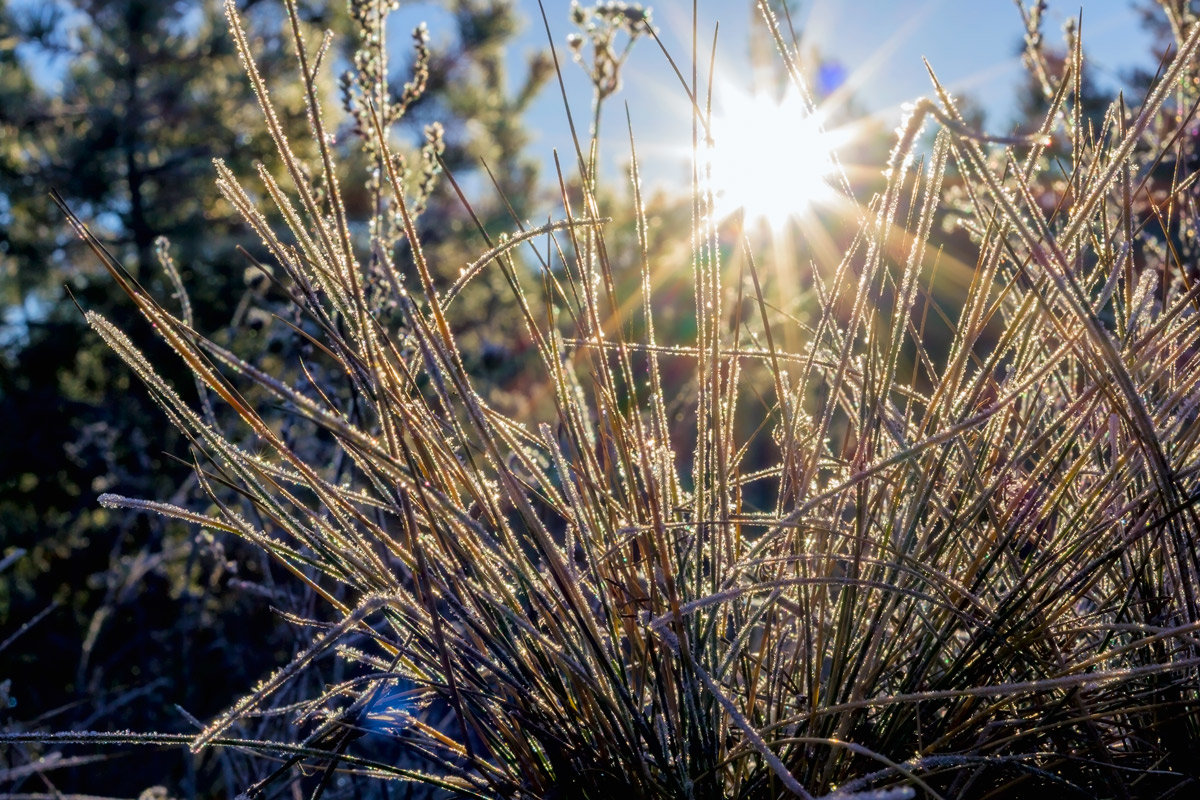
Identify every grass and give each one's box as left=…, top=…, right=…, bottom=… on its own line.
left=6, top=0, right=1200, bottom=797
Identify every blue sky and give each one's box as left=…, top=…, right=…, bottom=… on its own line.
left=391, top=0, right=1160, bottom=189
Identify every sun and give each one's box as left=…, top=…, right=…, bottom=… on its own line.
left=705, top=85, right=843, bottom=230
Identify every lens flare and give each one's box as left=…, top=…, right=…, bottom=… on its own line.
left=706, top=85, right=843, bottom=229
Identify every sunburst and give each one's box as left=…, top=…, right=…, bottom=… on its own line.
left=705, top=84, right=845, bottom=230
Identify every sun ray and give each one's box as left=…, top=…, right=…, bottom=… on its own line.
left=705, top=83, right=848, bottom=231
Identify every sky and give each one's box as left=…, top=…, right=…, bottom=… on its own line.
left=393, top=0, right=1162, bottom=190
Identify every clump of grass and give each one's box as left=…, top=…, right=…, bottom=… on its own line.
left=12, top=0, right=1200, bottom=797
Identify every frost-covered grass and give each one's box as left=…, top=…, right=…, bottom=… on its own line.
left=9, top=0, right=1200, bottom=797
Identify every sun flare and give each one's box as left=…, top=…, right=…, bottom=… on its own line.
left=706, top=86, right=842, bottom=230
